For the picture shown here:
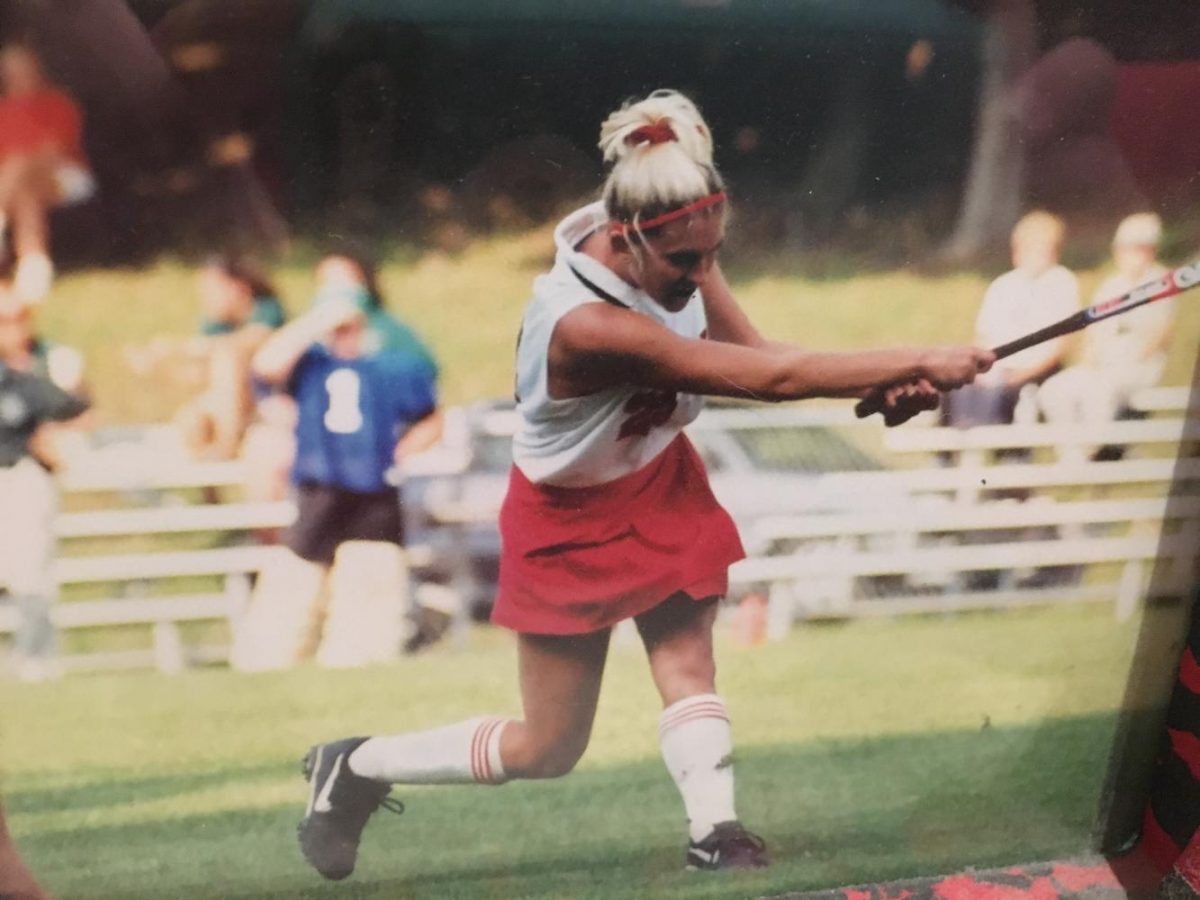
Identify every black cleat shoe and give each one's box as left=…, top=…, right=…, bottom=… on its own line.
left=297, top=737, right=404, bottom=880
left=685, top=821, right=769, bottom=871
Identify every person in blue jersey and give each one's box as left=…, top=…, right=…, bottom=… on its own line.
left=231, top=284, right=442, bottom=672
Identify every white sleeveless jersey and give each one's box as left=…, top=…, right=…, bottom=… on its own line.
left=512, top=202, right=707, bottom=487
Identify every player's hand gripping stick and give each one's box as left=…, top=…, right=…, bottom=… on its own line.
left=854, top=259, right=1200, bottom=423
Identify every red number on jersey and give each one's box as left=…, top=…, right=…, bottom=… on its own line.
left=618, top=390, right=678, bottom=440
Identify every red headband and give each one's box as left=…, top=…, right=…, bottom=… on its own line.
left=612, top=191, right=727, bottom=236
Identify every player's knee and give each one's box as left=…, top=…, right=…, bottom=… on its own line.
left=507, top=734, right=588, bottom=780
left=524, top=748, right=583, bottom=779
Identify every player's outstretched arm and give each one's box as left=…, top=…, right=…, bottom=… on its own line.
left=551, top=302, right=992, bottom=403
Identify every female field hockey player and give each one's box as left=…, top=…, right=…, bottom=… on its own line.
left=297, top=89, right=994, bottom=880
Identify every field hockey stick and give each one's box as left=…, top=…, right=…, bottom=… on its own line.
left=855, top=258, right=1200, bottom=421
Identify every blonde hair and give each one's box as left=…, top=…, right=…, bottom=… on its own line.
left=598, top=89, right=725, bottom=235
left=1011, top=210, right=1065, bottom=252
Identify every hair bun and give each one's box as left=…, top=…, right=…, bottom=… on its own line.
left=598, top=89, right=713, bottom=168
left=598, top=89, right=723, bottom=224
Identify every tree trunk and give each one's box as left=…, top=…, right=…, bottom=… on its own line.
left=4, top=0, right=290, bottom=260
left=940, top=0, right=1036, bottom=262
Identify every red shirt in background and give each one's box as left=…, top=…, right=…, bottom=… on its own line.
left=0, top=87, right=86, bottom=165
left=1112, top=62, right=1200, bottom=203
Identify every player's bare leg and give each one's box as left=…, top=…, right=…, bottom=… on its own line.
left=318, top=541, right=409, bottom=668
left=0, top=803, right=50, bottom=900
left=499, top=629, right=610, bottom=778
left=0, top=152, right=60, bottom=303
left=637, top=593, right=768, bottom=870
left=297, top=627, right=610, bottom=880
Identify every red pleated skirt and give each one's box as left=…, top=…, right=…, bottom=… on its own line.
left=491, top=434, right=745, bottom=635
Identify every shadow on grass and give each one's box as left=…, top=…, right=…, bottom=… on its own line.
left=15, top=712, right=1120, bottom=900
left=4, top=759, right=293, bottom=817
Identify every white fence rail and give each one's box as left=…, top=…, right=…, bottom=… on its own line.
left=1, top=385, right=1195, bottom=671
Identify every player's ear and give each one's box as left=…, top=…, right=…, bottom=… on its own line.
left=610, top=229, right=635, bottom=258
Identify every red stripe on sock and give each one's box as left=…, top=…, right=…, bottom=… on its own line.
left=659, top=707, right=730, bottom=735
left=1169, top=728, right=1200, bottom=781
left=660, top=700, right=727, bottom=727
left=481, top=720, right=501, bottom=784
left=473, top=719, right=502, bottom=785
left=1181, top=648, right=1200, bottom=696
left=470, top=720, right=489, bottom=783
left=1142, top=807, right=1184, bottom=873
left=660, top=703, right=729, bottom=731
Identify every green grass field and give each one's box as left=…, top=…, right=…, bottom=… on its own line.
left=1, top=605, right=1145, bottom=899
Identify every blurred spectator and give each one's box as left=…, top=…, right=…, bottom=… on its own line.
left=0, top=281, right=89, bottom=682
left=944, top=211, right=1080, bottom=429
left=196, top=256, right=285, bottom=337
left=315, top=251, right=438, bottom=378
left=239, top=248, right=440, bottom=531
left=231, top=285, right=441, bottom=671
left=0, top=44, right=95, bottom=303
left=0, top=802, right=49, bottom=899
left=128, top=258, right=285, bottom=460
left=1039, top=213, right=1174, bottom=462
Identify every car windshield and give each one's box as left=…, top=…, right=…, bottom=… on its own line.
left=725, top=426, right=882, bottom=474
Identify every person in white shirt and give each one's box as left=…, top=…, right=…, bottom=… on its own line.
left=945, top=211, right=1080, bottom=428
left=293, top=89, right=993, bottom=883
left=1038, top=213, right=1175, bottom=460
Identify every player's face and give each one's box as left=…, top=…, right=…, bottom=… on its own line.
left=634, top=212, right=725, bottom=312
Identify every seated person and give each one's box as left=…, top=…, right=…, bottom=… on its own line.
left=127, top=257, right=285, bottom=460
left=0, top=44, right=95, bottom=303
left=240, top=250, right=441, bottom=537
left=231, top=285, right=442, bottom=671
left=0, top=279, right=90, bottom=683
left=1038, top=213, right=1175, bottom=461
left=944, top=211, right=1080, bottom=429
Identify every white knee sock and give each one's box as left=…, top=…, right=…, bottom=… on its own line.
left=348, top=717, right=510, bottom=785
left=659, top=694, right=738, bottom=841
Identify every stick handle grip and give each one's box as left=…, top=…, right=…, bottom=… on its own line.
left=990, top=309, right=1089, bottom=361
left=854, top=392, right=883, bottom=419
